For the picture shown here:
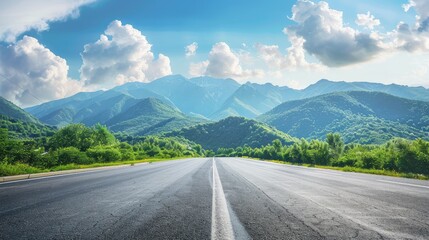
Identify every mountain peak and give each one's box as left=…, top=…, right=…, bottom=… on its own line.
left=153, top=74, right=188, bottom=83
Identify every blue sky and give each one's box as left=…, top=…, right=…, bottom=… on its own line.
left=0, top=0, right=428, bottom=106
left=29, top=0, right=414, bottom=79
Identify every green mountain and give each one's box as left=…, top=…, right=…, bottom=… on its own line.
left=258, top=91, right=429, bottom=144
left=0, top=97, right=55, bottom=138
left=0, top=97, right=40, bottom=124
left=106, top=98, right=205, bottom=135
left=133, top=75, right=240, bottom=117
left=26, top=89, right=164, bottom=126
left=167, top=117, right=296, bottom=150
left=210, top=80, right=429, bottom=120
left=27, top=75, right=429, bottom=123
left=0, top=115, right=56, bottom=139
left=27, top=75, right=240, bottom=123
left=302, top=79, right=429, bottom=101
left=212, top=82, right=300, bottom=120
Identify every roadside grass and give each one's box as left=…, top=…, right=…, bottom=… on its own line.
left=0, top=157, right=190, bottom=177
left=246, top=158, right=429, bottom=180
left=0, top=163, right=47, bottom=177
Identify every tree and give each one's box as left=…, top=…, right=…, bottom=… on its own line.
left=48, top=124, right=93, bottom=151
left=0, top=128, right=8, bottom=161
left=327, top=133, right=344, bottom=160
left=48, top=124, right=117, bottom=151
left=93, top=124, right=116, bottom=146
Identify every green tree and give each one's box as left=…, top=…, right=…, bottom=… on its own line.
left=327, top=133, right=344, bottom=160
left=93, top=124, right=116, bottom=146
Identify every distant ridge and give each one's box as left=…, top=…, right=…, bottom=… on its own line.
left=258, top=91, right=429, bottom=144
left=167, top=116, right=296, bottom=150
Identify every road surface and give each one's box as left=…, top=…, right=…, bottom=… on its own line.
left=1, top=158, right=428, bottom=239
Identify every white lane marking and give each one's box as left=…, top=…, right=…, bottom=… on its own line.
left=211, top=158, right=235, bottom=240
left=377, top=180, right=429, bottom=189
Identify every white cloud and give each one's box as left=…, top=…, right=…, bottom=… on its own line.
left=189, top=42, right=263, bottom=79
left=185, top=42, right=198, bottom=57
left=285, top=0, right=385, bottom=67
left=0, top=0, right=96, bottom=42
left=403, top=0, right=429, bottom=22
left=256, top=34, right=325, bottom=71
left=80, top=20, right=172, bottom=89
left=394, top=0, right=429, bottom=52
left=189, top=61, right=209, bottom=77
left=356, top=12, right=381, bottom=30
left=0, top=36, right=81, bottom=107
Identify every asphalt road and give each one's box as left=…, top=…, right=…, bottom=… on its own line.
left=1, top=158, right=428, bottom=239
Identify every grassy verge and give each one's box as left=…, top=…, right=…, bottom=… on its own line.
left=248, top=158, right=429, bottom=180
left=0, top=163, right=47, bottom=177
left=0, top=157, right=190, bottom=177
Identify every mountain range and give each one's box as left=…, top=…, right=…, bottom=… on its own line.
left=1, top=74, right=428, bottom=144
left=27, top=75, right=429, bottom=125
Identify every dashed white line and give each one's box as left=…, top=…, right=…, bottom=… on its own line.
left=377, top=180, right=429, bottom=189
left=211, top=158, right=235, bottom=240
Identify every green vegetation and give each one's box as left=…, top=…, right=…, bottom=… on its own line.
left=167, top=116, right=297, bottom=150
left=216, top=133, right=429, bottom=179
left=0, top=115, right=56, bottom=139
left=0, top=97, right=40, bottom=124
left=0, top=124, right=202, bottom=177
left=107, top=98, right=205, bottom=135
left=2, top=93, right=429, bottom=180
left=259, top=91, right=429, bottom=144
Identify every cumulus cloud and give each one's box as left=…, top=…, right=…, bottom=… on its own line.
left=356, top=12, right=381, bottom=30
left=394, top=0, right=429, bottom=52
left=257, top=33, right=324, bottom=71
left=0, top=36, right=81, bottom=107
left=189, top=61, right=209, bottom=76
left=285, top=0, right=385, bottom=67
left=80, top=20, right=172, bottom=88
left=189, top=42, right=263, bottom=79
left=0, top=0, right=95, bottom=42
left=185, top=42, right=198, bottom=57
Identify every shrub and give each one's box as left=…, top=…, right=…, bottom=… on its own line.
left=58, top=147, right=92, bottom=165
left=86, top=147, right=122, bottom=162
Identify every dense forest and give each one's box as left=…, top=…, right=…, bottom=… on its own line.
left=216, top=133, right=429, bottom=177
left=167, top=117, right=296, bottom=150
left=0, top=124, right=202, bottom=176
left=2, top=121, right=429, bottom=178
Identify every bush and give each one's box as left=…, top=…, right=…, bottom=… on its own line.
left=58, top=147, right=92, bottom=165
left=86, top=147, right=122, bottom=162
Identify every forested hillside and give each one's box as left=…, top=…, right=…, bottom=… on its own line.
left=0, top=97, right=40, bottom=124
left=106, top=98, right=205, bottom=135
left=259, top=91, right=429, bottom=144
left=167, top=117, right=296, bottom=150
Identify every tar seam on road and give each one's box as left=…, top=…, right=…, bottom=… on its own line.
left=377, top=180, right=429, bottom=189
left=211, top=157, right=235, bottom=240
